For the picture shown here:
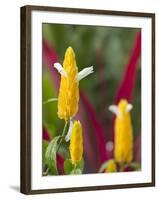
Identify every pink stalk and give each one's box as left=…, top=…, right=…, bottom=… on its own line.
left=80, top=91, right=107, bottom=163
left=43, top=40, right=60, bottom=90
left=57, top=154, right=64, bottom=175
left=43, top=40, right=59, bottom=66
left=115, top=31, right=141, bottom=103
left=43, top=127, right=51, bottom=141
left=111, top=32, right=141, bottom=141
left=76, top=101, right=101, bottom=172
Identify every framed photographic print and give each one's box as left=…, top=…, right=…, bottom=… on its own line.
left=20, top=5, right=155, bottom=194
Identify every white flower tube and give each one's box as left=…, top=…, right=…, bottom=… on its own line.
left=65, top=120, right=73, bottom=142
left=76, top=66, right=94, bottom=82
left=109, top=105, right=121, bottom=117
left=54, top=62, right=68, bottom=77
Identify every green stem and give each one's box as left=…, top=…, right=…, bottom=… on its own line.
left=73, top=162, right=77, bottom=170
left=57, top=121, right=68, bottom=153
left=62, top=121, right=68, bottom=137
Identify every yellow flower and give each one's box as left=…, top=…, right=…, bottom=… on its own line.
left=57, top=47, right=78, bottom=120
left=69, top=120, right=83, bottom=163
left=54, top=47, right=94, bottom=121
left=109, top=99, right=133, bottom=163
left=105, top=160, right=117, bottom=173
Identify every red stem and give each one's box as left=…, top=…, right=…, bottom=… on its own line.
left=115, top=31, right=141, bottom=103
left=111, top=32, right=141, bottom=141
left=80, top=91, right=107, bottom=163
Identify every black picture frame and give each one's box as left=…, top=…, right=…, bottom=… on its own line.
left=20, top=5, right=155, bottom=194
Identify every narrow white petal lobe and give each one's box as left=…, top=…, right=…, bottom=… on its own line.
left=127, top=104, right=133, bottom=112
left=65, top=120, right=73, bottom=142
left=53, top=62, right=68, bottom=77
left=76, top=66, right=94, bottom=81
left=109, top=105, right=121, bottom=117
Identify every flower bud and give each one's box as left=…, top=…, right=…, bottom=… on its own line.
left=58, top=47, right=79, bottom=120
left=105, top=160, right=117, bottom=173
left=114, top=99, right=133, bottom=163
left=69, top=121, right=83, bottom=163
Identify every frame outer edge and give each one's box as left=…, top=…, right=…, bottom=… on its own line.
left=151, top=13, right=155, bottom=186
left=20, top=5, right=155, bottom=194
left=20, top=6, right=32, bottom=194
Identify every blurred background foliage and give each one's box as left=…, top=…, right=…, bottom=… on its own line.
left=42, top=23, right=141, bottom=173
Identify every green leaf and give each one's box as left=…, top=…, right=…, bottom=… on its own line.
left=127, top=162, right=141, bottom=171
left=45, top=136, right=61, bottom=175
left=42, top=140, right=49, bottom=167
left=42, top=71, right=60, bottom=138
left=76, top=158, right=84, bottom=172
left=64, top=159, right=74, bottom=175
left=70, top=168, right=82, bottom=175
left=64, top=158, right=84, bottom=175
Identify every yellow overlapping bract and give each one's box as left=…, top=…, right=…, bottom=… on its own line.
left=58, top=47, right=79, bottom=120
left=69, top=121, right=83, bottom=163
left=105, top=160, right=117, bottom=173
left=114, top=99, right=133, bottom=163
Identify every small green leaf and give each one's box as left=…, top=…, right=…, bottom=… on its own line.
left=127, top=162, right=141, bottom=171
left=64, top=159, right=74, bottom=175
left=42, top=140, right=49, bottom=167
left=70, top=168, right=82, bottom=175
left=76, top=158, right=84, bottom=172
left=43, top=98, right=58, bottom=105
left=45, top=136, right=61, bottom=175
left=64, top=158, right=84, bottom=175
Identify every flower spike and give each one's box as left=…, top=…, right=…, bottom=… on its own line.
left=57, top=47, right=79, bottom=120
left=105, top=160, right=117, bottom=173
left=109, top=99, right=133, bottom=163
left=54, top=46, right=94, bottom=120
left=69, top=121, right=83, bottom=163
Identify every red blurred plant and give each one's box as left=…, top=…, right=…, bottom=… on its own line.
left=111, top=32, right=141, bottom=140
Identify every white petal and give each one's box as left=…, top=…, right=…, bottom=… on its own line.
left=108, top=105, right=121, bottom=117
left=65, top=120, right=73, bottom=142
left=53, top=63, right=67, bottom=77
left=127, top=104, right=133, bottom=112
left=76, top=66, right=94, bottom=81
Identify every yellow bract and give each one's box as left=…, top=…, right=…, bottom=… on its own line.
left=58, top=47, right=79, bottom=120
left=69, top=121, right=83, bottom=163
left=105, top=160, right=117, bottom=173
left=114, top=99, right=133, bottom=163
